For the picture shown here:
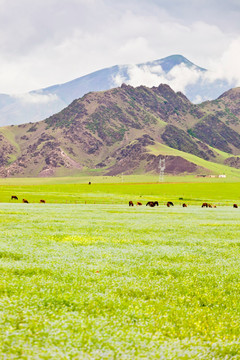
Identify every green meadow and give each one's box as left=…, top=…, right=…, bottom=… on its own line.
left=0, top=203, right=240, bottom=359
left=0, top=178, right=240, bottom=358
left=0, top=175, right=239, bottom=205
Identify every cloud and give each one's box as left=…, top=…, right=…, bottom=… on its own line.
left=165, top=65, right=202, bottom=92
left=113, top=42, right=240, bottom=103
left=0, top=0, right=238, bottom=94
left=114, top=64, right=164, bottom=88
left=204, top=37, right=240, bottom=86
left=13, top=92, right=59, bottom=104
left=113, top=63, right=203, bottom=95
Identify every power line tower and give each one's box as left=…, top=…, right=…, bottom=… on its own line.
left=158, top=157, right=165, bottom=182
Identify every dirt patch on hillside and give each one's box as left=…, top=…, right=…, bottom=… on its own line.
left=224, top=156, right=240, bottom=169
left=103, top=133, right=202, bottom=175
left=145, top=155, right=200, bottom=174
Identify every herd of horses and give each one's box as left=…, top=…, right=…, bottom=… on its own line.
left=129, top=201, right=238, bottom=208
left=11, top=195, right=45, bottom=204
left=129, top=201, right=183, bottom=207
left=9, top=195, right=239, bottom=208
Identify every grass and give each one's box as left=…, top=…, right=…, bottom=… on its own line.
left=0, top=203, right=240, bottom=358
left=1, top=181, right=240, bottom=205
left=1, top=173, right=240, bottom=186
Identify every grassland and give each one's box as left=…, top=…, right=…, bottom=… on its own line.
left=0, top=203, right=240, bottom=359
left=0, top=178, right=240, bottom=206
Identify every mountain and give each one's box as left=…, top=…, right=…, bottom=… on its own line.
left=0, top=84, right=240, bottom=178
left=0, top=55, right=234, bottom=126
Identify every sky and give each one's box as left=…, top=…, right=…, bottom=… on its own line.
left=0, top=0, right=240, bottom=94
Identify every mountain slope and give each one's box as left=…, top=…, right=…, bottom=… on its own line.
left=0, top=84, right=240, bottom=178
left=0, top=55, right=233, bottom=126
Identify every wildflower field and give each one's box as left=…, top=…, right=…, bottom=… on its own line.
left=0, top=200, right=240, bottom=359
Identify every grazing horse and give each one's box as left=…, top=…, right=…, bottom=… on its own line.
left=146, top=201, right=155, bottom=207
left=22, top=199, right=29, bottom=203
left=182, top=203, right=187, bottom=207
left=11, top=195, right=18, bottom=200
left=40, top=199, right=46, bottom=203
left=154, top=201, right=159, bottom=206
left=233, top=204, right=238, bottom=208
left=136, top=202, right=142, bottom=206
left=167, top=201, right=174, bottom=207
left=202, top=203, right=212, bottom=208
left=129, top=201, right=134, bottom=206
left=88, top=182, right=91, bottom=185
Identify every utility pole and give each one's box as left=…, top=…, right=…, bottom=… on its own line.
left=158, top=157, right=165, bottom=182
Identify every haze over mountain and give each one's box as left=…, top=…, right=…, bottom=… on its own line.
left=0, top=83, right=240, bottom=178
left=0, top=55, right=234, bottom=126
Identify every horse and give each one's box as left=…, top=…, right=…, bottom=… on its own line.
left=202, top=203, right=213, bottom=208
left=146, top=201, right=155, bottom=207
left=11, top=195, right=18, bottom=200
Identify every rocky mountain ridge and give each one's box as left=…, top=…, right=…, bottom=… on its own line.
left=0, top=84, right=240, bottom=177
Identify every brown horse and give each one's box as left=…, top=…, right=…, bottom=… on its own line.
left=136, top=202, right=142, bottom=206
left=129, top=201, right=134, bottom=206
left=233, top=204, right=238, bottom=208
left=202, top=203, right=212, bottom=208
left=146, top=201, right=155, bottom=207
left=40, top=199, right=46, bottom=203
left=11, top=195, right=18, bottom=200
left=182, top=203, right=187, bottom=207
left=22, top=199, right=29, bottom=203
left=167, top=201, right=174, bottom=207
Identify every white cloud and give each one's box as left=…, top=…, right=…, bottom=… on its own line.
left=113, top=44, right=240, bottom=103
left=204, top=37, right=240, bottom=86
left=113, top=63, right=203, bottom=95
left=0, top=0, right=238, bottom=94
left=13, top=92, right=59, bottom=104
left=166, top=65, right=202, bottom=92
left=192, top=95, right=204, bottom=104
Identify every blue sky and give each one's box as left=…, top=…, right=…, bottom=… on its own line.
left=0, top=0, right=239, bottom=93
